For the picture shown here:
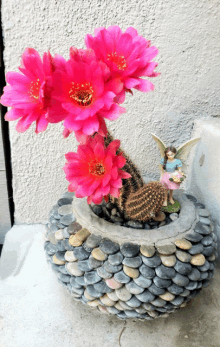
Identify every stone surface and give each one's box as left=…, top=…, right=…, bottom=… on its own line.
left=77, top=259, right=93, bottom=272
left=99, top=238, right=120, bottom=255
left=175, top=239, right=192, bottom=250
left=58, top=204, right=73, bottom=216
left=73, top=246, right=90, bottom=260
left=156, top=244, right=176, bottom=255
left=97, top=266, right=112, bottom=279
left=136, top=290, right=155, bottom=303
left=65, top=262, right=83, bottom=276
left=185, top=232, right=203, bottom=243
left=201, top=236, right=213, bottom=246
left=190, top=254, right=206, bottom=266
left=160, top=254, right=177, bottom=267
left=155, top=265, right=176, bottom=279
left=84, top=271, right=101, bottom=285
left=94, top=280, right=113, bottom=294
left=55, top=229, right=64, bottom=241
left=140, top=245, right=156, bottom=257
left=134, top=275, right=152, bottom=289
left=114, top=271, right=131, bottom=284
left=142, top=255, right=161, bottom=268
left=69, top=228, right=90, bottom=246
left=115, top=287, right=132, bottom=301
left=153, top=276, right=172, bottom=289
left=199, top=217, right=211, bottom=225
left=52, top=254, right=65, bottom=265
left=126, top=281, right=145, bottom=295
left=108, top=252, right=123, bottom=266
left=169, top=213, right=179, bottom=221
left=148, top=283, right=165, bottom=296
left=92, top=248, right=107, bottom=261
left=67, top=222, right=82, bottom=235
left=168, top=283, right=184, bottom=295
left=107, top=291, right=118, bottom=302
left=122, top=256, right=142, bottom=268
left=174, top=260, right=192, bottom=275
left=88, top=256, right=103, bottom=269
left=104, top=261, right=122, bottom=274
left=105, top=278, right=123, bottom=290
left=194, top=222, right=211, bottom=235
left=151, top=298, right=167, bottom=307
left=100, top=294, right=115, bottom=306
left=139, top=264, right=155, bottom=279
left=188, top=243, right=204, bottom=255
left=60, top=214, right=76, bottom=226
left=202, top=246, right=214, bottom=257
left=197, top=260, right=210, bottom=272
left=123, top=265, right=139, bottom=279
left=176, top=250, right=192, bottom=262
left=159, top=291, right=175, bottom=301
left=85, top=234, right=102, bottom=249
left=172, top=273, right=190, bottom=287
left=126, top=296, right=142, bottom=308
left=120, top=243, right=140, bottom=257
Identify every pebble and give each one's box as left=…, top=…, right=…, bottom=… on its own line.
left=134, top=275, right=152, bottom=288
left=169, top=213, right=179, bottom=221
left=84, top=289, right=96, bottom=301
left=126, top=220, right=144, bottom=229
left=171, top=296, right=184, bottom=306
left=114, top=271, right=131, bottom=284
left=60, top=214, right=76, bottom=226
left=159, top=221, right=166, bottom=227
left=84, top=271, right=102, bottom=285
left=104, top=261, right=122, bottom=273
left=63, top=239, right=74, bottom=251
left=66, top=262, right=84, bottom=276
left=198, top=209, right=211, bottom=217
left=52, top=254, right=65, bottom=265
left=194, top=222, right=211, bottom=235
left=99, top=238, right=120, bottom=254
left=117, top=312, right=127, bottom=319
left=70, top=277, right=83, bottom=289
left=102, top=206, right=111, bottom=219
left=45, top=243, right=57, bottom=255
left=97, top=266, right=112, bottom=279
left=48, top=232, right=57, bottom=245
left=202, top=246, right=214, bottom=257
left=111, top=216, right=123, bottom=223
left=160, top=254, right=177, bottom=267
left=62, top=228, right=71, bottom=239
left=190, top=254, right=206, bottom=266
left=108, top=252, right=123, bottom=266
left=51, top=263, right=60, bottom=272
left=136, top=307, right=147, bottom=314
left=58, top=265, right=69, bottom=275
left=194, top=202, right=205, bottom=209
left=106, top=278, right=123, bottom=290
left=116, top=287, right=132, bottom=301
left=142, top=303, right=155, bottom=311
left=55, top=251, right=66, bottom=262
left=167, top=283, right=184, bottom=295
left=144, top=223, right=151, bottom=230
left=75, top=276, right=86, bottom=286
left=155, top=265, right=176, bottom=279
left=186, top=194, right=197, bottom=202
left=197, top=260, right=210, bottom=272
left=126, top=296, right=142, bottom=308
left=148, top=283, right=165, bottom=296
left=142, top=255, right=161, bottom=268
left=89, top=256, right=103, bottom=269
left=56, top=241, right=66, bottom=252
left=153, top=276, right=172, bottom=289
left=114, top=302, right=124, bottom=311
left=100, top=294, right=115, bottom=306
left=122, top=256, right=142, bottom=268
left=140, top=245, right=155, bottom=257
left=179, top=289, right=190, bottom=297
left=67, top=222, right=82, bottom=235
left=156, top=244, right=176, bottom=255
left=55, top=230, right=64, bottom=241
left=58, top=204, right=73, bottom=216
left=107, top=291, right=118, bottom=302
left=120, top=243, right=140, bottom=257
left=208, top=254, right=216, bottom=262
left=85, top=234, right=102, bottom=249
left=185, top=232, right=203, bottom=243
left=94, top=281, right=113, bottom=294
left=111, top=208, right=117, bottom=216
left=71, top=287, right=84, bottom=296
left=136, top=290, right=155, bottom=303
left=172, top=273, right=189, bottom=287
left=77, top=259, right=93, bottom=272
left=73, top=246, right=90, bottom=260
left=69, top=228, right=90, bottom=247
left=152, top=298, right=168, bottom=308
left=139, top=264, right=155, bottom=279
left=91, top=205, right=103, bottom=217
left=48, top=223, right=59, bottom=232
left=185, top=281, right=198, bottom=290
left=175, top=239, right=192, bottom=250
left=92, top=248, right=107, bottom=261
left=148, top=311, right=159, bottom=318
left=188, top=243, right=204, bottom=255
left=126, top=281, right=145, bottom=295
left=199, top=217, right=211, bottom=225
left=123, top=265, right=140, bottom=279
left=86, top=285, right=103, bottom=298
left=58, top=198, right=73, bottom=206
left=124, top=310, right=140, bottom=318
left=212, top=233, right=218, bottom=242
left=174, top=260, right=192, bottom=275
left=201, top=236, right=213, bottom=247
left=176, top=250, right=192, bottom=263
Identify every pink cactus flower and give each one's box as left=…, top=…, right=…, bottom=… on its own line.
left=49, top=48, right=125, bottom=138
left=63, top=134, right=131, bottom=204
left=0, top=48, right=65, bottom=133
left=85, top=26, right=160, bottom=102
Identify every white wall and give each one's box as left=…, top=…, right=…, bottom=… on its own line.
left=2, top=0, right=220, bottom=224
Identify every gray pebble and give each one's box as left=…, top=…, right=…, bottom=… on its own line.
left=186, top=194, right=197, bottom=202
left=201, top=236, right=213, bottom=246
left=56, top=222, right=66, bottom=229
left=197, top=260, right=210, bottom=272
left=174, top=260, right=192, bottom=275
left=126, top=281, right=145, bottom=295
left=75, top=276, right=86, bottom=286
left=202, top=246, right=214, bottom=257
left=93, top=281, right=113, bottom=293
left=107, top=307, right=120, bottom=314
left=102, top=206, right=111, bottom=219
left=70, top=277, right=83, bottom=289
left=58, top=198, right=73, bottom=206
left=172, top=273, right=189, bottom=287
left=60, top=214, right=76, bottom=226
left=51, top=209, right=60, bottom=220
left=199, top=217, right=211, bottom=225
left=136, top=290, right=155, bottom=303
left=169, top=213, right=179, bottom=221
left=171, top=296, right=184, bottom=306
left=194, top=202, right=205, bottom=209
left=89, top=256, right=103, bottom=269
left=197, top=281, right=203, bottom=289
left=55, top=251, right=66, bottom=262
left=120, top=243, right=140, bottom=257
left=212, top=233, right=218, bottom=242
left=185, top=232, right=203, bottom=243
left=63, top=239, right=74, bottom=251
left=56, top=241, right=66, bottom=252
left=114, top=271, right=131, bottom=284
left=134, top=275, right=152, bottom=288
left=51, top=263, right=60, bottom=272
left=198, top=209, right=210, bottom=217
left=167, top=283, right=184, bottom=295
left=62, top=191, right=74, bottom=199
left=188, top=268, right=201, bottom=281
left=139, top=264, right=155, bottom=279
left=111, top=216, right=124, bottom=223
left=104, top=260, right=122, bottom=273
left=58, top=204, right=73, bottom=216
left=148, top=284, right=165, bottom=295
left=84, top=271, right=102, bottom=285
left=142, top=255, right=161, bottom=268
left=67, top=222, right=82, bottom=235
left=153, top=276, right=172, bottom=289
left=123, top=256, right=142, bottom=268
left=71, top=287, right=84, bottom=295
left=85, top=234, right=102, bottom=249
left=155, top=265, right=176, bottom=279
left=151, top=298, right=166, bottom=307
left=91, top=205, right=103, bottom=217
left=45, top=243, right=57, bottom=255
left=108, top=252, right=124, bottom=266
left=58, top=279, right=67, bottom=287
left=77, top=259, right=93, bottom=272
left=125, top=310, right=140, bottom=318
left=185, top=281, right=198, bottom=290
left=99, top=238, right=120, bottom=254
left=194, top=222, right=211, bottom=235
left=126, top=220, right=144, bottom=229
left=97, top=266, right=113, bottom=279
left=57, top=273, right=71, bottom=283
left=62, top=228, right=71, bottom=239
left=179, top=289, right=190, bottom=297
left=126, top=296, right=142, bottom=308
left=144, top=223, right=151, bottom=230
left=48, top=223, right=59, bottom=232
left=73, top=247, right=90, bottom=260
left=82, top=242, right=93, bottom=253
left=188, top=243, right=204, bottom=255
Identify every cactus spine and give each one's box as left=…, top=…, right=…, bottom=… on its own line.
left=124, top=182, right=165, bottom=222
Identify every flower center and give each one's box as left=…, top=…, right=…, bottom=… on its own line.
left=89, top=161, right=105, bottom=176
left=107, top=52, right=127, bottom=71
left=29, top=79, right=41, bottom=100
left=69, top=82, right=93, bottom=107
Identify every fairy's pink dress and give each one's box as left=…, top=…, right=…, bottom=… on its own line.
left=160, top=158, right=182, bottom=190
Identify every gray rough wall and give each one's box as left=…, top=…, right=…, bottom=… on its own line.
left=2, top=0, right=220, bottom=224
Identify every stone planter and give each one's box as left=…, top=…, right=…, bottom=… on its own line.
left=44, top=190, right=217, bottom=320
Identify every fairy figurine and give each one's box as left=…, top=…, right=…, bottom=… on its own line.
left=151, top=134, right=200, bottom=206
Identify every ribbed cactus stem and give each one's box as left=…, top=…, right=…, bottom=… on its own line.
left=124, top=182, right=165, bottom=222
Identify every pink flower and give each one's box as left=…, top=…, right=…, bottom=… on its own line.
left=0, top=48, right=65, bottom=133
left=48, top=48, right=125, bottom=138
left=85, top=26, right=160, bottom=103
left=63, top=134, right=131, bottom=204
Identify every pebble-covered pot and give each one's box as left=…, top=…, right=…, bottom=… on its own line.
left=44, top=190, right=218, bottom=320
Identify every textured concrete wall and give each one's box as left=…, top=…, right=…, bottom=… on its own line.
left=2, top=0, right=220, bottom=224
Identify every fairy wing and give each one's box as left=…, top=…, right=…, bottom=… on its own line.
left=151, top=133, right=167, bottom=176
left=176, top=138, right=200, bottom=171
